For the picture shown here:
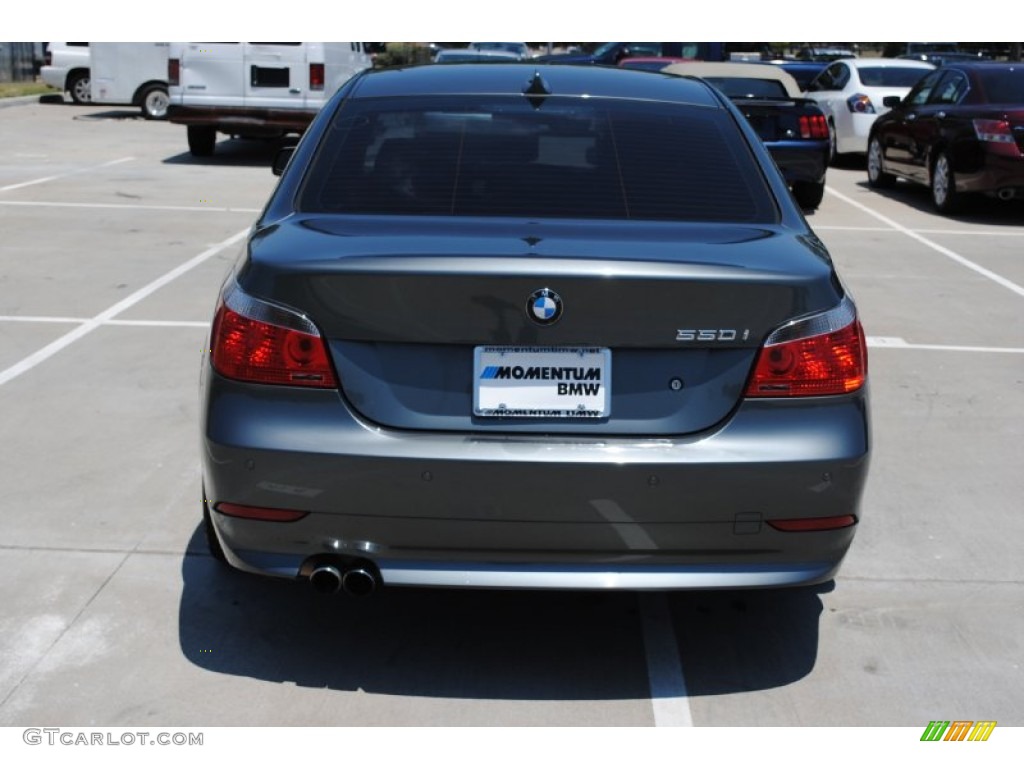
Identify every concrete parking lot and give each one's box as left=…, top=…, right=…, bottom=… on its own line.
left=1, top=97, right=1022, bottom=728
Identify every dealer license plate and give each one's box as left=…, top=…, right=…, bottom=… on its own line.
left=473, top=346, right=611, bottom=418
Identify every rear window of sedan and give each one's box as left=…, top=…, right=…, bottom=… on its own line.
left=703, top=77, right=791, bottom=100
left=857, top=67, right=932, bottom=87
left=298, top=95, right=777, bottom=223
left=976, top=67, right=1024, bottom=103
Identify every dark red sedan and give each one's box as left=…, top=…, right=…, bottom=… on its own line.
left=867, top=62, right=1024, bottom=214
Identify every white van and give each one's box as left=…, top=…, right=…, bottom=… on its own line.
left=89, top=43, right=170, bottom=119
left=167, top=42, right=372, bottom=156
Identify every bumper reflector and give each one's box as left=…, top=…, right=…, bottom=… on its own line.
left=215, top=502, right=309, bottom=522
left=767, top=515, right=857, bottom=532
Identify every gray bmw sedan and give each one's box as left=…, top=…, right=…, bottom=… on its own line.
left=200, top=64, right=870, bottom=596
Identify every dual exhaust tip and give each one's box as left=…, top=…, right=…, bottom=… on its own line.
left=309, top=561, right=379, bottom=597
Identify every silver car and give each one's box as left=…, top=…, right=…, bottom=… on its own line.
left=201, top=64, right=871, bottom=596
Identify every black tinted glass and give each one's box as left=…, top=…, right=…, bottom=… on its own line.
left=300, top=96, right=776, bottom=223
left=858, top=67, right=931, bottom=87
left=977, top=68, right=1024, bottom=103
left=905, top=71, right=943, bottom=106
left=929, top=72, right=968, bottom=105
left=705, top=78, right=790, bottom=99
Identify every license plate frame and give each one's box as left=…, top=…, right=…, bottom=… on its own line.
left=473, top=346, right=611, bottom=419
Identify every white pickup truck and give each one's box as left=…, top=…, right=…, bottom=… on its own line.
left=40, top=42, right=91, bottom=104
left=166, top=42, right=372, bottom=156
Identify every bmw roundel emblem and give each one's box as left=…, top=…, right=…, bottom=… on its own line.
left=527, top=288, right=562, bottom=325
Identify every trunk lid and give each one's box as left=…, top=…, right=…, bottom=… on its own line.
left=733, top=98, right=821, bottom=142
left=242, top=216, right=841, bottom=435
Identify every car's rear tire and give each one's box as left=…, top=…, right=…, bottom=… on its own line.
left=793, top=180, right=825, bottom=210
left=202, top=494, right=229, bottom=565
left=187, top=125, right=217, bottom=156
left=67, top=71, right=91, bottom=104
left=140, top=85, right=169, bottom=120
left=931, top=152, right=961, bottom=215
left=867, top=136, right=896, bottom=189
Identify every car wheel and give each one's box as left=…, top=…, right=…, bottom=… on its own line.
left=140, top=85, right=169, bottom=120
left=866, top=137, right=895, bottom=189
left=187, top=125, right=217, bottom=157
left=931, top=152, right=961, bottom=215
left=67, top=71, right=91, bottom=104
left=793, top=180, right=825, bottom=210
left=827, top=121, right=837, bottom=165
left=202, top=494, right=229, bottom=565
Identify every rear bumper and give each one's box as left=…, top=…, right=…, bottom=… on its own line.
left=202, top=369, right=870, bottom=590
left=40, top=66, right=67, bottom=91
left=835, top=112, right=879, bottom=155
left=381, top=561, right=844, bottom=589
left=235, top=555, right=846, bottom=590
left=955, top=153, right=1024, bottom=196
left=167, top=104, right=316, bottom=134
left=766, top=140, right=829, bottom=185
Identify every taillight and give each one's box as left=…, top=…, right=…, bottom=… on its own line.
left=973, top=119, right=1013, bottom=143
left=745, top=297, right=867, bottom=397
left=210, top=280, right=338, bottom=388
left=973, top=118, right=1015, bottom=143
left=846, top=94, right=875, bottom=114
left=799, top=114, right=829, bottom=139
left=972, top=119, right=1022, bottom=157
left=309, top=62, right=325, bottom=91
left=168, top=58, right=180, bottom=86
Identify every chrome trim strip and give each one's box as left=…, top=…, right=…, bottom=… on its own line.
left=378, top=563, right=837, bottom=590
left=764, top=295, right=856, bottom=346
left=222, top=278, right=321, bottom=337
left=227, top=549, right=838, bottom=589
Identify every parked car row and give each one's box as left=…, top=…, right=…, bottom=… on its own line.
left=659, top=61, right=831, bottom=209
left=166, top=42, right=372, bottom=156
left=632, top=53, right=1023, bottom=217
left=867, top=62, right=1024, bottom=213
left=43, top=42, right=1021, bottom=216
left=898, top=51, right=989, bottom=66
left=40, top=42, right=170, bottom=118
left=37, top=41, right=375, bottom=143
left=779, top=56, right=1022, bottom=215
left=537, top=42, right=733, bottom=65
left=433, top=42, right=534, bottom=62
left=803, top=57, right=936, bottom=159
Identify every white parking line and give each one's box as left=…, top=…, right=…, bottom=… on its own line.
left=0, top=200, right=261, bottom=214
left=825, top=187, right=1024, bottom=299
left=0, top=156, right=135, bottom=193
left=816, top=225, right=1024, bottom=238
left=0, top=316, right=210, bottom=328
left=639, top=593, right=693, bottom=727
left=0, top=229, right=247, bottom=388
left=105, top=319, right=211, bottom=328
left=814, top=225, right=894, bottom=232
left=0, top=315, right=86, bottom=324
left=867, top=337, right=1024, bottom=354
